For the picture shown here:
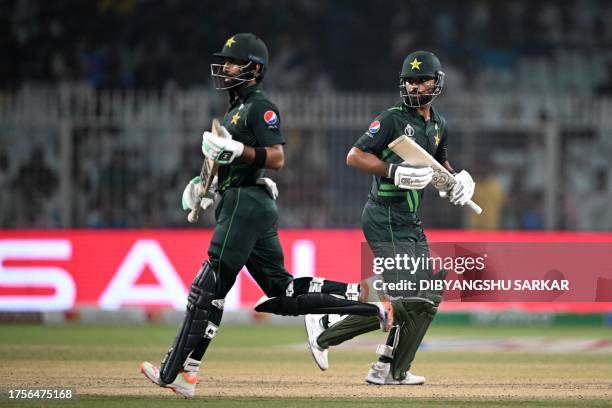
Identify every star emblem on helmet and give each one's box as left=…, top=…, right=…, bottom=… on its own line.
left=225, top=36, right=237, bottom=48
left=410, top=58, right=422, bottom=70
left=231, top=112, right=241, bottom=125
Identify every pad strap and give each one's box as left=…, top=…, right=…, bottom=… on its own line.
left=345, top=283, right=360, bottom=301
left=183, top=357, right=201, bottom=373
left=308, top=277, right=325, bottom=293
left=376, top=344, right=394, bottom=358
left=203, top=321, right=219, bottom=339
left=285, top=281, right=294, bottom=297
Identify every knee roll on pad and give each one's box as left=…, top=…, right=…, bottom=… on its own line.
left=159, top=261, right=223, bottom=384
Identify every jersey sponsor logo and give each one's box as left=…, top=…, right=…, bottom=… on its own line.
left=368, top=120, right=381, bottom=134
left=264, top=110, right=278, bottom=125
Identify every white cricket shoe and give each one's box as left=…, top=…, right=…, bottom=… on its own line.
left=140, top=361, right=198, bottom=398
left=365, top=361, right=425, bottom=385
left=304, top=314, right=329, bottom=370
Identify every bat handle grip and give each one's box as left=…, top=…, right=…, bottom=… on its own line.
left=187, top=201, right=202, bottom=223
left=466, top=200, right=483, bottom=215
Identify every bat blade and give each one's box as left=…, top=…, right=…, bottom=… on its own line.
left=388, top=135, right=483, bottom=215
left=187, top=118, right=223, bottom=223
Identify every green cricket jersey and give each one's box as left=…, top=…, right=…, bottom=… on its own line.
left=354, top=101, right=448, bottom=212
left=217, top=83, right=284, bottom=192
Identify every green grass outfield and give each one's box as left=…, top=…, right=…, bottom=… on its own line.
left=1, top=324, right=611, bottom=407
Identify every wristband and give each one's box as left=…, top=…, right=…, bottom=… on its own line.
left=253, top=147, right=267, bottom=168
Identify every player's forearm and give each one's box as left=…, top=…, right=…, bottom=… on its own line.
left=346, top=147, right=388, bottom=177
left=241, top=144, right=285, bottom=170
left=442, top=160, right=455, bottom=175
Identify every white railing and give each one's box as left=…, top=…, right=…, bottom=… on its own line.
left=1, top=84, right=611, bottom=229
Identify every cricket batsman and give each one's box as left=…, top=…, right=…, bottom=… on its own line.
left=305, top=51, right=476, bottom=385
left=140, top=33, right=392, bottom=398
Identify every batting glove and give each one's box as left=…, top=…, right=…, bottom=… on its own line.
left=256, top=177, right=278, bottom=200
left=181, top=176, right=216, bottom=212
left=202, top=126, right=244, bottom=164
left=447, top=170, right=475, bottom=206
left=388, top=162, right=433, bottom=190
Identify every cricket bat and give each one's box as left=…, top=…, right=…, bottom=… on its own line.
left=388, top=135, right=483, bottom=215
left=187, top=118, right=223, bottom=223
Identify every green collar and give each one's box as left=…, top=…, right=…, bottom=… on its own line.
left=402, top=102, right=438, bottom=124
left=236, top=83, right=263, bottom=102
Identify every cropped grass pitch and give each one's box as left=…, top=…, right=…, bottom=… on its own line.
left=0, top=324, right=611, bottom=407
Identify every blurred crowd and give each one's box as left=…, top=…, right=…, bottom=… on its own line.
left=4, top=0, right=612, bottom=93
left=2, top=0, right=612, bottom=230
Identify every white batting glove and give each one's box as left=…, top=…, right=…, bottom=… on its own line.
left=256, top=177, right=278, bottom=200
left=181, top=176, right=216, bottom=211
left=201, top=126, right=244, bottom=164
left=447, top=170, right=475, bottom=206
left=388, top=162, right=433, bottom=190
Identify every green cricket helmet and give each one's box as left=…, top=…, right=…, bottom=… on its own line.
left=210, top=33, right=269, bottom=90
left=399, top=51, right=445, bottom=107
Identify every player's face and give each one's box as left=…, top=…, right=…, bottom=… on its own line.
left=222, top=58, right=248, bottom=77
left=405, top=77, right=435, bottom=95
left=211, top=57, right=261, bottom=90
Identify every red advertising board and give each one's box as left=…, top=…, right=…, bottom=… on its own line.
left=1, top=229, right=611, bottom=312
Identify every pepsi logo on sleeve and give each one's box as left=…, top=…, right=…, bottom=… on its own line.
left=264, top=110, right=279, bottom=128
left=366, top=120, right=381, bottom=137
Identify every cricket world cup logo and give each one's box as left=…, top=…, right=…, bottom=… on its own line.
left=405, top=124, right=415, bottom=140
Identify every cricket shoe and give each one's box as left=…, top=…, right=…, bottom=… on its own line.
left=140, top=361, right=198, bottom=398
left=365, top=361, right=425, bottom=385
left=304, top=314, right=329, bottom=370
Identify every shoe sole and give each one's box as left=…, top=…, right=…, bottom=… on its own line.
left=366, top=379, right=425, bottom=386
left=388, top=380, right=425, bottom=385
left=365, top=376, right=426, bottom=386
left=167, top=384, right=194, bottom=399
